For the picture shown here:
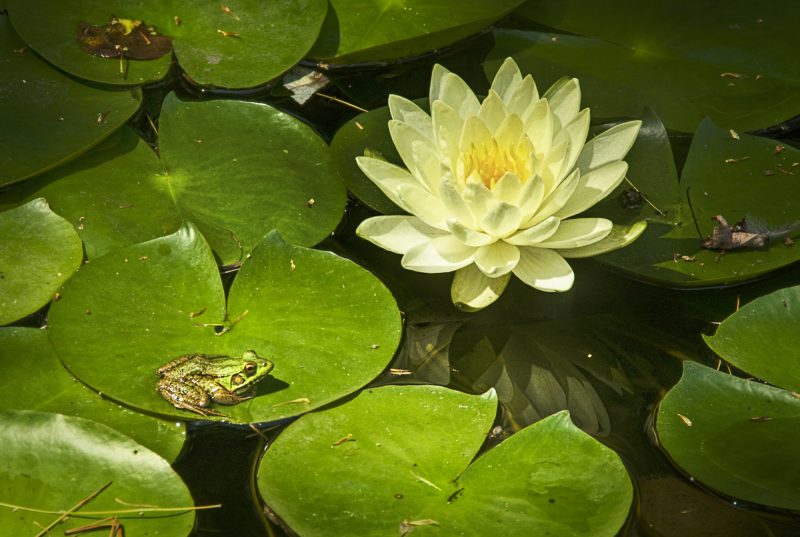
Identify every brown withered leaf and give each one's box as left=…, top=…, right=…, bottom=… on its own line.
left=77, top=17, right=172, bottom=60
left=702, top=215, right=766, bottom=250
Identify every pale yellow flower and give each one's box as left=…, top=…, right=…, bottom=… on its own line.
left=356, top=57, right=646, bottom=310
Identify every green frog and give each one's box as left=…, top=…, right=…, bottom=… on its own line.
left=156, top=350, right=273, bottom=416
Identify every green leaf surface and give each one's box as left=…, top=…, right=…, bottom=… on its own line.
left=0, top=14, right=140, bottom=187
left=0, top=199, right=82, bottom=325
left=704, top=285, right=800, bottom=393
left=587, top=115, right=800, bottom=287
left=309, top=0, right=524, bottom=63
left=0, top=410, right=193, bottom=535
left=7, top=0, right=327, bottom=88
left=0, top=327, right=185, bottom=461
left=259, top=385, right=632, bottom=536
left=47, top=224, right=401, bottom=423
left=657, top=362, right=800, bottom=510
left=492, top=1, right=800, bottom=132
left=2, top=94, right=347, bottom=265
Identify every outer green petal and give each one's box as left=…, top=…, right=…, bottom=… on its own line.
left=505, top=216, right=560, bottom=246
left=387, top=94, right=433, bottom=140
left=356, top=216, right=446, bottom=254
left=514, top=247, right=575, bottom=292
left=543, top=77, right=581, bottom=129
left=576, top=120, right=641, bottom=174
left=557, top=221, right=647, bottom=258
left=451, top=264, right=511, bottom=311
left=554, top=161, right=628, bottom=219
left=536, top=218, right=613, bottom=249
left=401, top=235, right=475, bottom=273
left=474, top=241, right=520, bottom=277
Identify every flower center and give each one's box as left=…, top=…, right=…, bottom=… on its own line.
left=462, top=139, right=531, bottom=190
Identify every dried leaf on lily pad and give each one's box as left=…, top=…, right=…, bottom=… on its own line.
left=77, top=17, right=172, bottom=60
left=702, top=215, right=800, bottom=251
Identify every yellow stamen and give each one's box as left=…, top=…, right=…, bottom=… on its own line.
left=462, top=138, right=531, bottom=189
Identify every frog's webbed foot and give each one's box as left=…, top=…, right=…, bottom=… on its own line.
left=172, top=400, right=227, bottom=418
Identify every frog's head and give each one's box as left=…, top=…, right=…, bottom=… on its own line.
left=227, top=350, right=274, bottom=393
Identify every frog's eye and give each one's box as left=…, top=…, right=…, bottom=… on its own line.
left=231, top=374, right=245, bottom=385
left=243, top=361, right=258, bottom=376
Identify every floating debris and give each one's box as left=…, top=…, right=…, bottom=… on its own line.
left=77, top=17, right=172, bottom=59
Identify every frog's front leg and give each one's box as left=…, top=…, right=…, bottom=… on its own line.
left=194, top=377, right=254, bottom=406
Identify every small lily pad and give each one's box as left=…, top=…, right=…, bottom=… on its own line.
left=0, top=14, right=141, bottom=186
left=0, top=327, right=185, bottom=461
left=0, top=199, right=83, bottom=325
left=259, top=385, right=632, bottom=536
left=657, top=361, right=800, bottom=510
left=47, top=224, right=401, bottom=423
left=8, top=0, right=328, bottom=88
left=2, top=94, right=347, bottom=265
left=309, top=0, right=525, bottom=63
left=0, top=410, right=194, bottom=536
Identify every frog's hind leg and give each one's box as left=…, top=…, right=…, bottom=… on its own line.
left=157, top=380, right=221, bottom=417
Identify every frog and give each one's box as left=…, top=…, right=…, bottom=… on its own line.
left=156, top=350, right=273, bottom=416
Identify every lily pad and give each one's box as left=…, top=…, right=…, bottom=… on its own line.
left=2, top=94, right=347, bottom=265
left=0, top=327, right=185, bottom=461
left=309, top=0, right=524, bottom=63
left=586, top=114, right=800, bottom=287
left=490, top=1, right=800, bottom=132
left=7, top=0, right=328, bottom=88
left=0, top=410, right=194, bottom=536
left=0, top=199, right=82, bottom=325
left=0, top=14, right=140, bottom=186
left=260, top=386, right=631, bottom=536
left=47, top=224, right=401, bottom=422
left=704, top=285, right=800, bottom=394
left=657, top=361, right=800, bottom=510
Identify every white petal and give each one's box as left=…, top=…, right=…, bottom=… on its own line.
left=494, top=114, right=525, bottom=152
left=440, top=72, right=481, bottom=119
left=505, top=75, right=539, bottom=117
left=524, top=99, right=553, bottom=156
left=490, top=57, right=523, bottom=102
left=451, top=264, right=511, bottom=311
left=458, top=115, right=492, bottom=154
left=554, top=161, right=628, bottom=219
left=480, top=200, right=522, bottom=238
left=396, top=183, right=448, bottom=229
left=402, top=235, right=475, bottom=273
left=505, top=216, right=560, bottom=246
left=411, top=139, right=444, bottom=194
left=356, top=216, right=445, bottom=254
left=431, top=100, right=463, bottom=171
left=356, top=156, right=419, bottom=213
left=388, top=120, right=432, bottom=184
left=514, top=247, right=575, bottom=292
left=527, top=167, right=580, bottom=226
left=539, top=139, right=569, bottom=192
left=439, top=175, right=475, bottom=228
left=561, top=108, right=590, bottom=175
left=463, top=173, right=492, bottom=222
left=429, top=64, right=451, bottom=103
left=536, top=218, right=612, bottom=249
left=478, top=91, right=508, bottom=134
left=517, top=175, right=546, bottom=223
left=558, top=221, right=647, bottom=258
left=446, top=218, right=495, bottom=247
left=388, top=95, right=433, bottom=140
left=576, top=120, right=641, bottom=174
left=491, top=172, right=522, bottom=205
left=543, top=77, right=581, bottom=129
left=475, top=241, right=520, bottom=277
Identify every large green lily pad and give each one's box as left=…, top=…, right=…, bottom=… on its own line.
left=0, top=199, right=83, bottom=325
left=0, top=410, right=194, bottom=535
left=0, top=14, right=140, bottom=187
left=490, top=0, right=800, bottom=132
left=259, top=385, right=632, bottom=536
left=0, top=327, right=185, bottom=461
left=2, top=94, right=347, bottom=265
left=308, top=0, right=524, bottom=63
left=657, top=361, right=800, bottom=510
left=586, top=114, right=800, bottom=287
left=47, top=224, right=401, bottom=423
left=7, top=0, right=327, bottom=88
left=704, top=285, right=800, bottom=392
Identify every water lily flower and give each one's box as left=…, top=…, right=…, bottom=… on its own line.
left=355, top=57, right=646, bottom=310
